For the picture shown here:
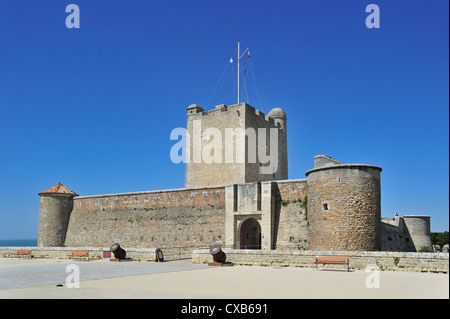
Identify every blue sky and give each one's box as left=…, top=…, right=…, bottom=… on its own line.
left=0, top=0, right=448, bottom=239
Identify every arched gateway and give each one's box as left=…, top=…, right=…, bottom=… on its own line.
left=239, top=218, right=261, bottom=249
left=225, top=182, right=276, bottom=250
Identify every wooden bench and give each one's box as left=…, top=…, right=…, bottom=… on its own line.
left=68, top=250, right=90, bottom=261
left=313, top=256, right=349, bottom=271
left=14, top=250, right=33, bottom=258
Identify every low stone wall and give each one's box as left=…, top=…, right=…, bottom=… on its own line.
left=192, top=249, right=449, bottom=273
left=0, top=247, right=159, bottom=261
left=3, top=247, right=447, bottom=273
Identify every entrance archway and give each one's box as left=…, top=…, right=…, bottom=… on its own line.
left=239, top=218, right=261, bottom=249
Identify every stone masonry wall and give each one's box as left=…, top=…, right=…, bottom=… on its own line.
left=2, top=247, right=447, bottom=273
left=64, top=186, right=226, bottom=249
left=307, top=166, right=381, bottom=251
left=192, top=249, right=449, bottom=273
left=275, top=180, right=309, bottom=250
left=0, top=247, right=160, bottom=261
left=38, top=195, right=75, bottom=247
left=185, top=104, right=245, bottom=188
left=63, top=180, right=309, bottom=251
left=185, top=103, right=287, bottom=188
left=243, top=104, right=288, bottom=183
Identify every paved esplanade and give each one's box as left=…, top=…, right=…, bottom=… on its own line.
left=0, top=258, right=448, bottom=299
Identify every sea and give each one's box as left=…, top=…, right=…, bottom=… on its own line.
left=0, top=239, right=38, bottom=247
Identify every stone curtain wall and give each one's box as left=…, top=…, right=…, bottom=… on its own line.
left=192, top=249, right=449, bottom=273
left=64, top=186, right=226, bottom=248
left=63, top=179, right=310, bottom=251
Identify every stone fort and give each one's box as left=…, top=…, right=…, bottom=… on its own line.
left=37, top=102, right=432, bottom=253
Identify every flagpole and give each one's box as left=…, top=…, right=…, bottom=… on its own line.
left=236, top=41, right=248, bottom=104
left=237, top=40, right=240, bottom=104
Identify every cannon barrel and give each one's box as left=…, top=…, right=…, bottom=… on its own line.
left=209, top=244, right=226, bottom=263
left=110, top=243, right=127, bottom=259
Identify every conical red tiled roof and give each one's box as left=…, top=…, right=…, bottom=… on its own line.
left=38, top=183, right=79, bottom=196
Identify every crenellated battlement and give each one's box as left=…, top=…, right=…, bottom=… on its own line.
left=187, top=102, right=279, bottom=127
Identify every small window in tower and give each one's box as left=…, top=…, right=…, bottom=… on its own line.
left=322, top=203, right=329, bottom=211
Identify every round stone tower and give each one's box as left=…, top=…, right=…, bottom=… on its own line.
left=401, top=215, right=432, bottom=252
left=305, top=155, right=382, bottom=251
left=37, top=183, right=78, bottom=247
left=268, top=107, right=287, bottom=132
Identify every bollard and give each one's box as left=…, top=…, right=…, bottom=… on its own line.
left=155, top=248, right=164, bottom=262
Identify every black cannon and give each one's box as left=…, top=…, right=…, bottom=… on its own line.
left=209, top=244, right=227, bottom=263
left=110, top=243, right=127, bottom=259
